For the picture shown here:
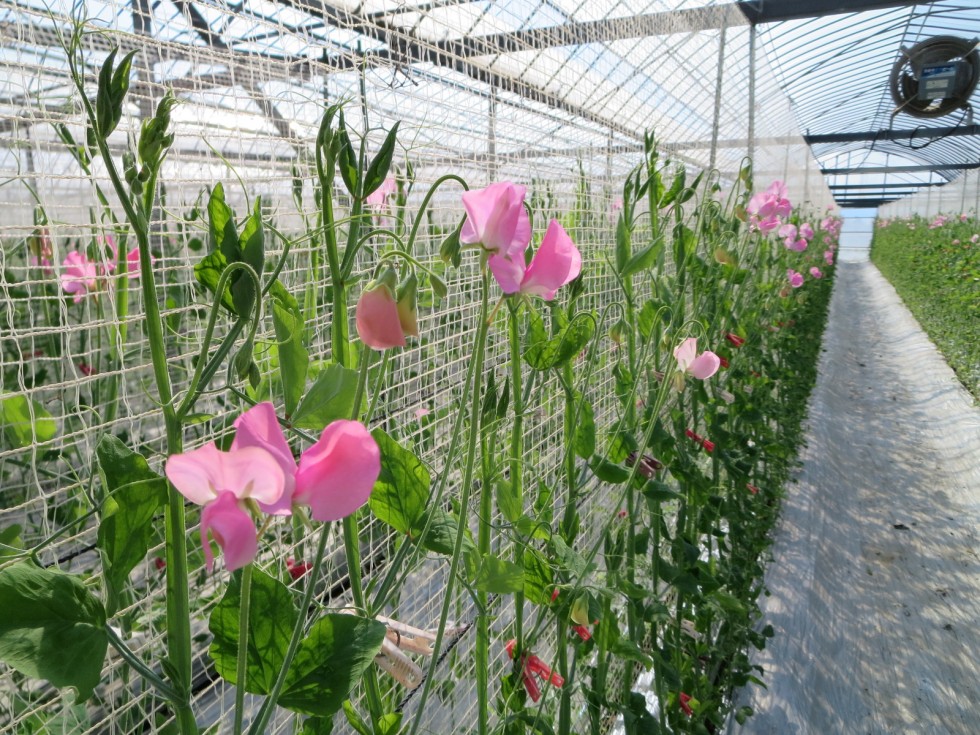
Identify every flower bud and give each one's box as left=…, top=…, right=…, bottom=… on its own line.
left=396, top=272, right=420, bottom=338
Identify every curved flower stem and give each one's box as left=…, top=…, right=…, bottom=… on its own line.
left=407, top=270, right=490, bottom=735
left=246, top=526, right=332, bottom=735
left=233, top=564, right=253, bottom=735
left=403, top=174, right=469, bottom=257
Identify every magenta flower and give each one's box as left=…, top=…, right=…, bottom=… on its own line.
left=673, top=337, right=720, bottom=380
left=293, top=420, right=380, bottom=522
left=356, top=272, right=406, bottom=350
left=61, top=251, right=101, bottom=302
left=786, top=269, right=804, bottom=288
left=165, top=443, right=286, bottom=571
left=809, top=267, right=823, bottom=279
left=747, top=180, right=792, bottom=232
left=785, top=238, right=808, bottom=252
left=824, top=250, right=835, bottom=265
left=460, top=182, right=531, bottom=259
left=489, top=219, right=582, bottom=300
left=29, top=228, right=53, bottom=274
left=365, top=177, right=397, bottom=209
left=799, top=222, right=814, bottom=240
left=231, top=402, right=296, bottom=516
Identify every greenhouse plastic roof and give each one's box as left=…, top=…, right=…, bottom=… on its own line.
left=1, top=0, right=977, bottom=209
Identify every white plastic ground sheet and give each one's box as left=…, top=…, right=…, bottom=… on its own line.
left=731, top=261, right=980, bottom=734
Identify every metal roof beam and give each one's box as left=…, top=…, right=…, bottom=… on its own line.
left=828, top=181, right=945, bottom=189
left=426, top=1, right=921, bottom=60
left=807, top=125, right=980, bottom=144
left=822, top=162, right=980, bottom=175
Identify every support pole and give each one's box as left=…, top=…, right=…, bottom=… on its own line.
left=709, top=21, right=728, bottom=171
left=747, top=24, right=756, bottom=166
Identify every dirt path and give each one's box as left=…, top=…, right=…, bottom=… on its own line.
left=730, top=261, right=980, bottom=734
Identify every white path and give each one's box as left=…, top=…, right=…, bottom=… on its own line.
left=730, top=261, right=980, bottom=735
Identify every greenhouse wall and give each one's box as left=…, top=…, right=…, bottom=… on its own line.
left=0, top=1, right=835, bottom=733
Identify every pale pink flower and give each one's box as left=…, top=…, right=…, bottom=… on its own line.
left=673, top=337, right=720, bottom=380
left=61, top=250, right=101, bottom=302
left=365, top=177, right=397, bottom=209
left=460, top=182, right=531, bottom=260
left=824, top=250, right=835, bottom=265
left=165, top=443, right=286, bottom=571
left=293, top=420, right=380, bottom=522
left=799, top=223, right=814, bottom=240
left=785, top=237, right=808, bottom=252
left=971, top=234, right=978, bottom=244
left=414, top=407, right=431, bottom=420
left=747, top=180, right=792, bottom=232
left=356, top=273, right=406, bottom=350
left=231, top=402, right=296, bottom=516
left=809, top=267, right=823, bottom=279
left=489, top=219, right=582, bottom=300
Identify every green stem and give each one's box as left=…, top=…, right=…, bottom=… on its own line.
left=105, top=625, right=180, bottom=702
left=507, top=304, right=525, bottom=645
left=233, top=564, right=253, bottom=735
left=407, top=270, right=490, bottom=735
left=403, top=174, right=468, bottom=257
left=67, top=41, right=197, bottom=733
left=476, top=423, right=492, bottom=735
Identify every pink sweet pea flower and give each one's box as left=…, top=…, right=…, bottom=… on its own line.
left=365, top=177, right=397, bottom=209
left=970, top=234, right=978, bottom=244
left=799, top=223, right=814, bottom=240
left=356, top=273, right=406, bottom=350
left=809, top=267, right=823, bottom=279
left=786, top=269, right=804, bottom=288
left=123, top=246, right=146, bottom=279
left=231, top=402, right=296, bottom=515
left=460, top=182, right=531, bottom=259
left=293, top=420, right=380, bottom=522
left=165, top=443, right=286, bottom=571
left=824, top=250, right=834, bottom=265
left=673, top=337, right=720, bottom=380
left=61, top=251, right=101, bottom=302
left=778, top=223, right=797, bottom=240
left=747, top=180, right=792, bottom=232
left=785, top=237, right=808, bottom=252
left=490, top=219, right=582, bottom=299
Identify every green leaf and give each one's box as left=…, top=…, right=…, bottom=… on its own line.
left=194, top=249, right=236, bottom=313
left=676, top=171, right=704, bottom=204
left=337, top=121, right=359, bottom=197
left=272, top=291, right=309, bottom=418
left=369, top=429, right=429, bottom=537
left=659, top=166, right=685, bottom=208
left=474, top=554, right=524, bottom=594
left=291, top=363, right=359, bottom=431
left=523, top=311, right=595, bottom=371
left=375, top=713, right=404, bottom=735
left=280, top=613, right=386, bottom=716
left=0, top=524, right=24, bottom=558
left=495, top=479, right=522, bottom=524
left=614, top=216, right=631, bottom=273
left=209, top=567, right=297, bottom=694
left=572, top=398, right=595, bottom=459
left=735, top=706, right=754, bottom=725
left=208, top=183, right=240, bottom=262
left=0, top=562, right=108, bottom=700
left=362, top=122, right=400, bottom=198
left=417, top=506, right=474, bottom=558
left=642, top=480, right=682, bottom=505
left=621, top=240, right=661, bottom=278
left=0, top=394, right=57, bottom=449
left=522, top=549, right=554, bottom=606
left=343, top=701, right=372, bottom=735
left=589, top=457, right=630, bottom=484
left=232, top=197, right=265, bottom=318
left=96, top=436, right=167, bottom=616
left=301, top=716, right=335, bottom=735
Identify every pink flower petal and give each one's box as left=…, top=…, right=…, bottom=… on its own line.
left=356, top=283, right=406, bottom=350
left=460, top=182, right=531, bottom=257
left=673, top=338, right=698, bottom=371
left=689, top=351, right=721, bottom=380
left=519, top=220, right=582, bottom=300
left=165, top=443, right=226, bottom=506
left=488, top=253, right=526, bottom=294
left=165, top=442, right=285, bottom=506
left=232, top=402, right=296, bottom=515
left=294, top=420, right=380, bottom=522
left=201, top=491, right=257, bottom=572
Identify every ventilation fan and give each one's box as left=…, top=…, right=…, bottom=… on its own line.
left=889, top=36, right=980, bottom=118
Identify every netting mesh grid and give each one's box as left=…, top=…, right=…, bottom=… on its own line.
left=1, top=0, right=833, bottom=732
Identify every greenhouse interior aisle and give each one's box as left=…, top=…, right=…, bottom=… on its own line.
left=733, top=261, right=980, bottom=734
